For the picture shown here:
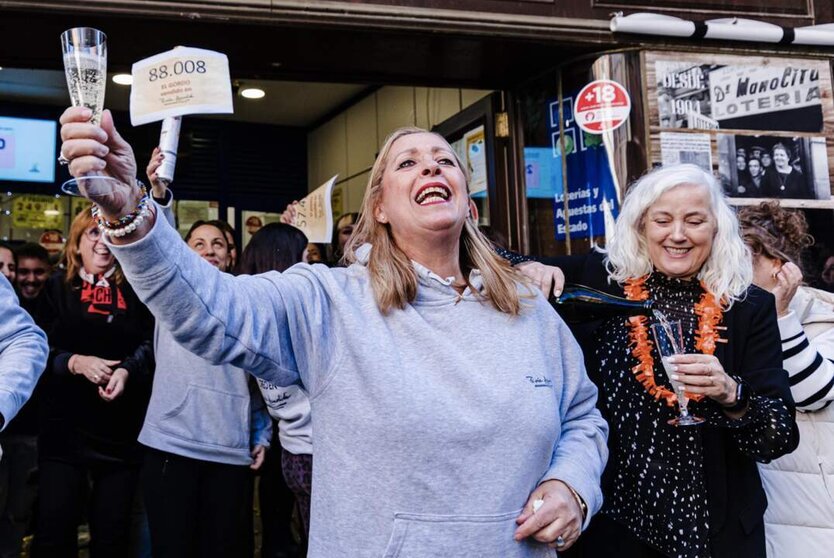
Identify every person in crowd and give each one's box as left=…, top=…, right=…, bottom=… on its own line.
left=0, top=243, right=51, bottom=557
left=764, top=143, right=809, bottom=199
left=760, top=151, right=773, bottom=175
left=304, top=243, right=326, bottom=265
left=511, top=164, right=798, bottom=557
left=330, top=212, right=358, bottom=265
left=0, top=243, right=16, bottom=284
left=237, top=223, right=312, bottom=557
left=32, top=209, right=155, bottom=557
left=14, top=243, right=51, bottom=314
left=209, top=219, right=238, bottom=271
left=61, top=108, right=608, bottom=557
left=280, top=204, right=360, bottom=266
left=142, top=155, right=272, bottom=558
left=0, top=273, right=48, bottom=558
left=737, top=202, right=834, bottom=557
left=741, top=157, right=766, bottom=198
left=736, top=154, right=750, bottom=191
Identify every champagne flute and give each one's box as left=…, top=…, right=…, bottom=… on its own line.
left=60, top=27, right=122, bottom=196
left=651, top=320, right=706, bottom=426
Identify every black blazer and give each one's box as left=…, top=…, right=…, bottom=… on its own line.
left=543, top=252, right=799, bottom=557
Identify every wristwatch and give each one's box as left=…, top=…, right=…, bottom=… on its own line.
left=723, top=375, right=750, bottom=413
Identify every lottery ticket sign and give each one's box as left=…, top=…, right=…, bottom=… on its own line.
left=284, top=176, right=338, bottom=243
left=130, top=47, right=233, bottom=126
left=574, top=80, right=631, bottom=134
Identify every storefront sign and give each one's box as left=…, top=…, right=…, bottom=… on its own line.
left=653, top=55, right=825, bottom=133
left=547, top=95, right=619, bottom=240
left=12, top=194, right=64, bottom=229
left=574, top=80, right=631, bottom=134
left=709, top=66, right=820, bottom=122
left=130, top=47, right=233, bottom=126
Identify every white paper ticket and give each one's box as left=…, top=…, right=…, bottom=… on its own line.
left=130, top=47, right=233, bottom=126
left=286, top=176, right=338, bottom=244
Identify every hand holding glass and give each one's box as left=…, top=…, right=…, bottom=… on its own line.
left=60, top=27, right=122, bottom=196
left=651, top=320, right=706, bottom=426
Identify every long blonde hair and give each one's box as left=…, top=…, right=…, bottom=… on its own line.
left=344, top=127, right=529, bottom=315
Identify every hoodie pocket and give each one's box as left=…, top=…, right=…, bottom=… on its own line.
left=381, top=510, right=557, bottom=558
left=158, top=384, right=248, bottom=449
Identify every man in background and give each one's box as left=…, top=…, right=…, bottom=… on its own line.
left=14, top=243, right=51, bottom=321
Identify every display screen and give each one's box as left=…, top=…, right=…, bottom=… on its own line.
left=0, top=116, right=57, bottom=183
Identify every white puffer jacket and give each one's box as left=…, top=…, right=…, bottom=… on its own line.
left=760, top=287, right=834, bottom=558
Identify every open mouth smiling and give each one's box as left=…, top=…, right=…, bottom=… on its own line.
left=664, top=247, right=692, bottom=255
left=414, top=184, right=451, bottom=206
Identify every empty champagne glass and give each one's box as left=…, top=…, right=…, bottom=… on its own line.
left=60, top=27, right=122, bottom=196
left=651, top=320, right=706, bottom=426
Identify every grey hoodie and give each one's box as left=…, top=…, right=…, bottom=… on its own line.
left=109, top=210, right=608, bottom=557
left=0, top=275, right=47, bottom=429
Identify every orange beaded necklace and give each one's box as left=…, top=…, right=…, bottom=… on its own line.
left=624, top=275, right=726, bottom=408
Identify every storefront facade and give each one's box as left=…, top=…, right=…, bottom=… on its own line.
left=1, top=1, right=832, bottom=270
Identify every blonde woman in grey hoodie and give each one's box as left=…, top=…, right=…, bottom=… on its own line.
left=59, top=107, right=608, bottom=558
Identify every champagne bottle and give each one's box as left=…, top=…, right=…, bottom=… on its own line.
left=551, top=284, right=654, bottom=323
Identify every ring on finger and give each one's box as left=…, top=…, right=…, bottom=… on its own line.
left=555, top=535, right=566, bottom=547
left=58, top=153, right=70, bottom=165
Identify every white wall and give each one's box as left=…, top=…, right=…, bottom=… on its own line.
left=308, top=86, right=491, bottom=216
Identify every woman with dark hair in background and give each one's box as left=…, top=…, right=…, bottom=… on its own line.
left=738, top=202, right=834, bottom=557
left=238, top=223, right=312, bottom=557
left=329, top=212, right=359, bottom=265
left=33, top=209, right=154, bottom=557
left=208, top=219, right=238, bottom=272
left=136, top=161, right=272, bottom=557
left=304, top=243, right=327, bottom=265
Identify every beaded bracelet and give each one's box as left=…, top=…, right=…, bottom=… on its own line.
left=92, top=183, right=152, bottom=238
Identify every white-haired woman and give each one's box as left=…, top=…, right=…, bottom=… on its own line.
left=58, top=107, right=608, bottom=557
left=515, top=164, right=798, bottom=558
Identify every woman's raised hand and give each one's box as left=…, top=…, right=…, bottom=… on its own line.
left=280, top=201, right=299, bottom=224
left=146, top=146, right=168, bottom=199
left=771, top=262, right=803, bottom=317
left=59, top=107, right=141, bottom=218
left=514, top=479, right=584, bottom=550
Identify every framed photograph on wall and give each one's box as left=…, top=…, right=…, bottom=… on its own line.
left=643, top=51, right=834, bottom=208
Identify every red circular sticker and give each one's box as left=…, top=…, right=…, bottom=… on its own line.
left=574, top=80, right=631, bottom=134
left=39, top=230, right=65, bottom=256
